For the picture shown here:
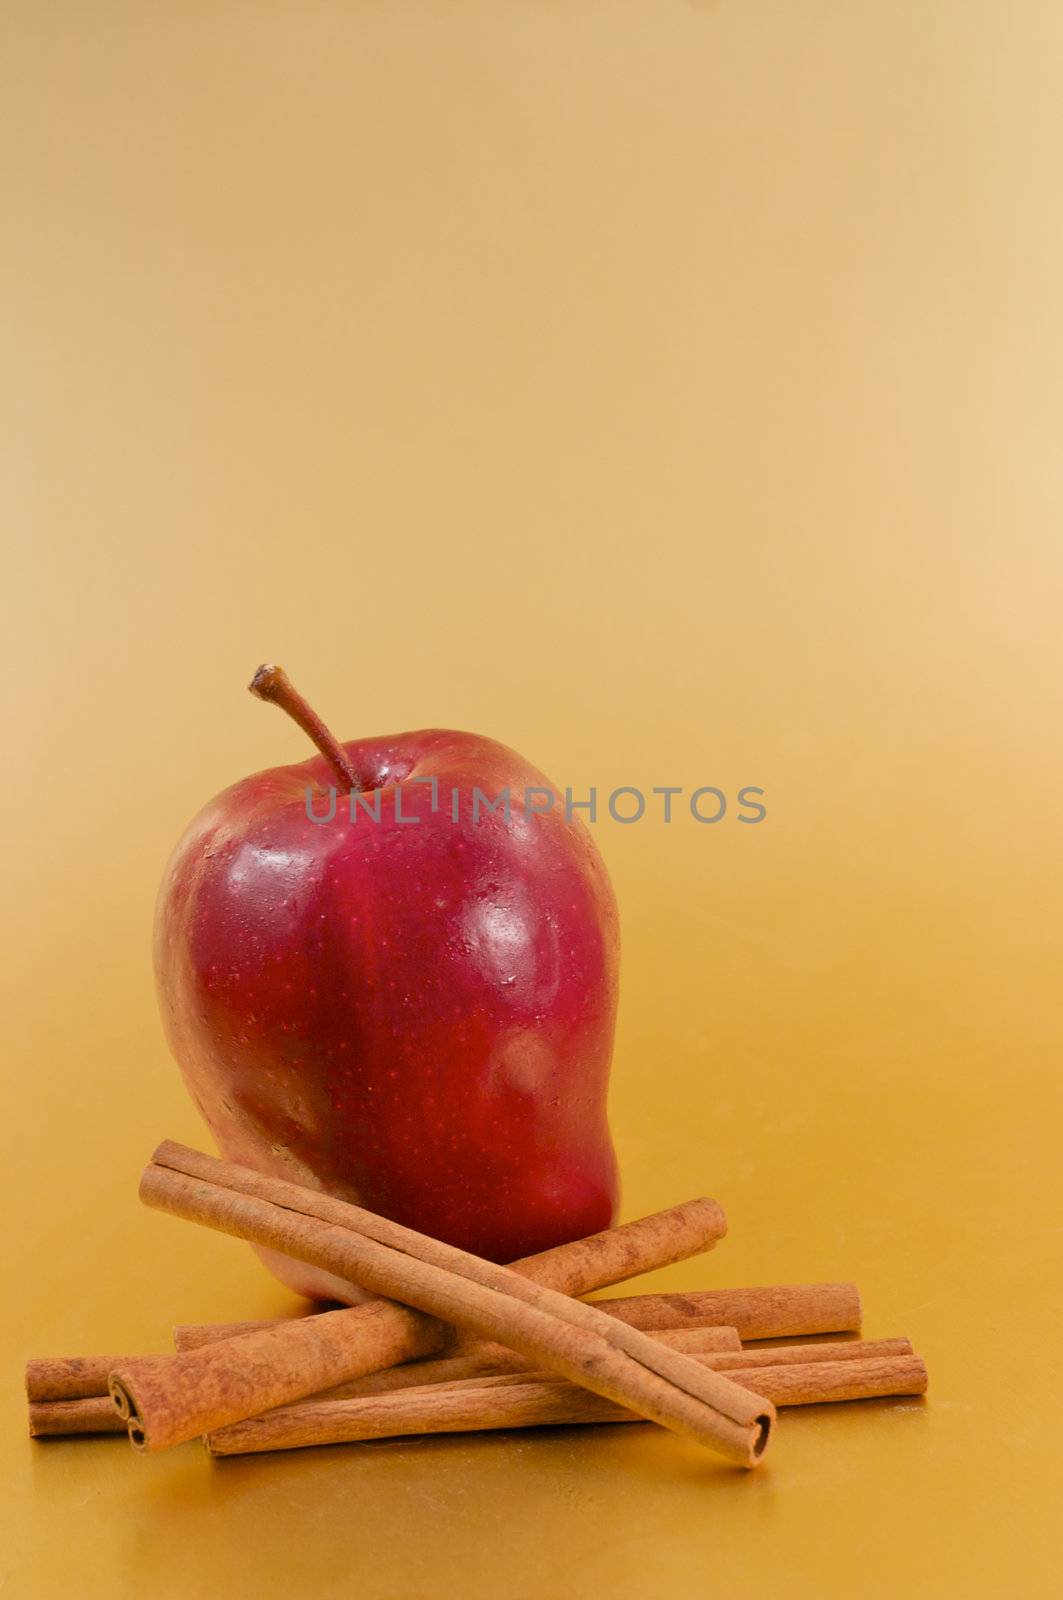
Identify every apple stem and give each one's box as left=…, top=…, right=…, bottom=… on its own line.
left=249, top=664, right=362, bottom=791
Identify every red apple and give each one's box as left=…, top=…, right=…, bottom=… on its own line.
left=154, top=666, right=620, bottom=1299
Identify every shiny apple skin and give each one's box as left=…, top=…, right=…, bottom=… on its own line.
left=154, top=730, right=620, bottom=1299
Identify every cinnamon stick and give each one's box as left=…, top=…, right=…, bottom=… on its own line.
left=175, top=1322, right=744, bottom=1401
left=206, top=1352, right=928, bottom=1456
left=182, top=1195, right=727, bottom=1316
left=169, top=1308, right=736, bottom=1353
left=593, top=1282, right=861, bottom=1340
left=472, top=1337, right=913, bottom=1389
left=28, top=1397, right=127, bottom=1437
left=26, top=1355, right=141, bottom=1404
left=706, top=1336, right=909, bottom=1370
left=29, top=1327, right=745, bottom=1436
left=168, top=1281, right=859, bottom=1388
left=24, top=1320, right=742, bottom=1418
left=115, top=1144, right=771, bottom=1463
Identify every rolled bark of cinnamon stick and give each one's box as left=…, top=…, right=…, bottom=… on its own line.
left=28, top=1397, right=127, bottom=1437
left=169, top=1280, right=860, bottom=1388
left=178, top=1198, right=728, bottom=1329
left=592, top=1282, right=861, bottom=1340
left=171, top=1321, right=744, bottom=1399
left=172, top=1282, right=861, bottom=1350
left=29, top=1327, right=745, bottom=1436
left=472, top=1337, right=913, bottom=1390
left=26, top=1356, right=140, bottom=1404
left=206, top=1352, right=928, bottom=1456
left=24, top=1323, right=742, bottom=1423
left=170, top=1310, right=745, bottom=1355
left=116, top=1144, right=771, bottom=1463
left=707, top=1336, right=908, bottom=1369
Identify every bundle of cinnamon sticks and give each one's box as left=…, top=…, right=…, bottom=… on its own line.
left=26, top=1141, right=927, bottom=1469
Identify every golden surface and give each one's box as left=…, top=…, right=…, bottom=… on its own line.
left=3, top=3, right=1062, bottom=1595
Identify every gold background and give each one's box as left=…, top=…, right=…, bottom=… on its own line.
left=4, top=3, right=1062, bottom=1595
